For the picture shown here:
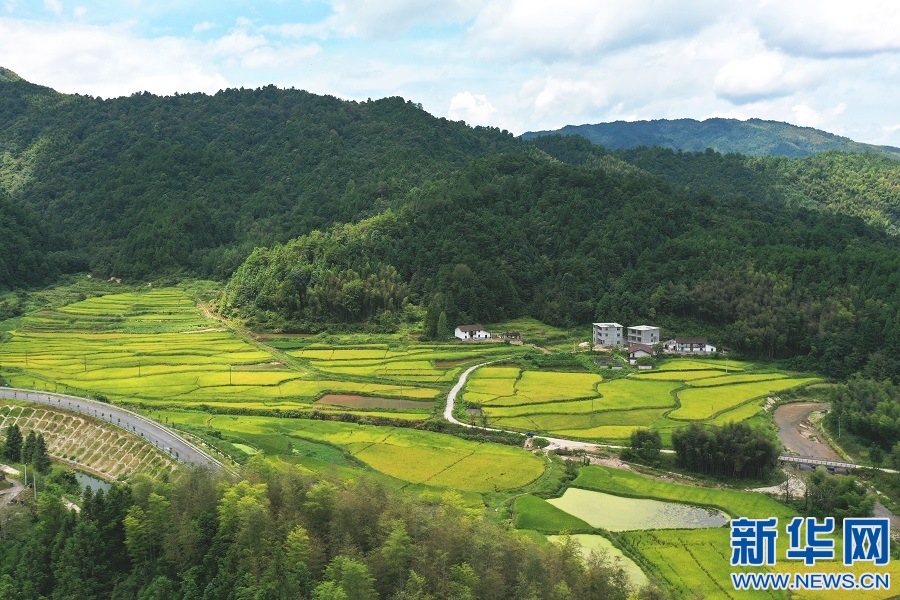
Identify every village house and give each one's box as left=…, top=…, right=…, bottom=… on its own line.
left=454, top=324, right=491, bottom=341
left=626, top=325, right=660, bottom=346
left=663, top=337, right=717, bottom=354
left=628, top=343, right=654, bottom=364
left=592, top=322, right=623, bottom=347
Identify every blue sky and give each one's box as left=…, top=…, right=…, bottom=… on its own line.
left=2, top=1, right=899, bottom=145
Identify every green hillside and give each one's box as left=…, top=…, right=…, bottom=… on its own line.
left=223, top=153, right=900, bottom=381
left=522, top=117, right=900, bottom=160
left=0, top=72, right=519, bottom=279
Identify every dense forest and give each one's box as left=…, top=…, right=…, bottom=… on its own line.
left=0, top=69, right=519, bottom=280
left=0, top=466, right=641, bottom=600
left=522, top=117, right=900, bottom=160
left=222, top=152, right=900, bottom=381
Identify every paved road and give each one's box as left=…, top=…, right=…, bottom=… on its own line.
left=0, top=476, right=24, bottom=505
left=0, top=388, right=226, bottom=472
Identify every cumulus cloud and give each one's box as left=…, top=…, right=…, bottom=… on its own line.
left=448, top=91, right=498, bottom=125
left=468, top=0, right=716, bottom=60
left=714, top=52, right=828, bottom=104
left=753, top=0, right=900, bottom=57
left=326, top=0, right=486, bottom=38
left=0, top=18, right=228, bottom=96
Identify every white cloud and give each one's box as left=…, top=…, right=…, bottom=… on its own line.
left=327, top=0, right=486, bottom=38
left=73, top=6, right=86, bottom=19
left=0, top=18, right=228, bottom=97
left=754, top=0, right=900, bottom=57
left=468, top=0, right=716, bottom=60
left=448, top=91, right=498, bottom=126
left=192, top=21, right=216, bottom=33
left=43, top=0, right=62, bottom=17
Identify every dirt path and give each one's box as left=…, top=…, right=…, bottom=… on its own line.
left=774, top=402, right=841, bottom=459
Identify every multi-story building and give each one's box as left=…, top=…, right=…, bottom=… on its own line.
left=626, top=325, right=660, bottom=346
left=592, top=322, right=623, bottom=347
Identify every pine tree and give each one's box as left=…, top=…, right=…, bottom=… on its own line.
left=21, top=430, right=36, bottom=465
left=34, top=433, right=52, bottom=473
left=3, top=424, right=22, bottom=463
left=436, top=311, right=449, bottom=340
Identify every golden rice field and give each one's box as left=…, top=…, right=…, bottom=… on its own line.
left=163, top=411, right=545, bottom=492
left=466, top=359, right=819, bottom=443
left=0, top=289, right=493, bottom=417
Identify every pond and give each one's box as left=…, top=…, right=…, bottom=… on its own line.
left=547, top=488, right=728, bottom=531
left=546, top=534, right=649, bottom=589
left=75, top=472, right=112, bottom=492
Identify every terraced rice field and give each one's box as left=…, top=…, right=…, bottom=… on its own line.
left=164, top=412, right=544, bottom=492
left=670, top=377, right=821, bottom=420
left=0, top=403, right=176, bottom=480
left=0, top=290, right=456, bottom=416
left=466, top=359, right=818, bottom=443
left=291, top=344, right=522, bottom=385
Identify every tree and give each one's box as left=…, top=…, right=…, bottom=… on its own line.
left=21, top=430, right=36, bottom=466
left=628, top=429, right=662, bottom=465
left=324, top=556, right=377, bottom=600
left=422, top=296, right=442, bottom=340
left=3, top=424, right=22, bottom=463
left=33, top=434, right=52, bottom=473
left=437, top=311, right=450, bottom=340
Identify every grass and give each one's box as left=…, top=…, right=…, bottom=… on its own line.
left=513, top=495, right=592, bottom=533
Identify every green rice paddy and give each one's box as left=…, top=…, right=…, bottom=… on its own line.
left=465, top=358, right=819, bottom=443
left=0, top=289, right=524, bottom=415
left=164, top=411, right=544, bottom=492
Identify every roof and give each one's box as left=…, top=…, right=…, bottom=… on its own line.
left=671, top=337, right=708, bottom=345
left=628, top=343, right=654, bottom=354
left=456, top=324, right=486, bottom=332
left=592, top=322, right=623, bottom=328
left=628, top=325, right=659, bottom=331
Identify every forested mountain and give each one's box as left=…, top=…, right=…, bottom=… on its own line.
left=530, top=137, right=900, bottom=235
left=223, top=153, right=900, bottom=381
left=3, top=70, right=900, bottom=379
left=0, top=69, right=519, bottom=279
left=522, top=117, right=900, bottom=160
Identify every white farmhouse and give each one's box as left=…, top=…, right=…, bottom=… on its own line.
left=455, top=324, right=491, bottom=341
left=664, top=337, right=716, bottom=354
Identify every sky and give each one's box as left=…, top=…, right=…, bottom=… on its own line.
left=2, top=1, right=899, bottom=145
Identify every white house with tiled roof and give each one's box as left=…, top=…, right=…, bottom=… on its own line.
left=454, top=324, right=490, bottom=341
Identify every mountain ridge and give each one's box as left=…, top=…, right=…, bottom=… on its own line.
left=522, top=117, right=900, bottom=160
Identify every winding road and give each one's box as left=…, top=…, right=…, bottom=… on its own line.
left=0, top=388, right=227, bottom=472
left=444, top=361, right=668, bottom=454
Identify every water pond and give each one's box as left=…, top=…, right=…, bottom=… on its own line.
left=546, top=534, right=649, bottom=589
left=75, top=472, right=112, bottom=492
left=547, top=488, right=728, bottom=531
